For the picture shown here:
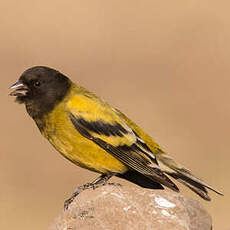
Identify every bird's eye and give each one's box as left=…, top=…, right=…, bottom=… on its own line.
left=34, top=81, right=41, bottom=87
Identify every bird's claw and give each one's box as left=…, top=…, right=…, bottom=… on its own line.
left=64, top=196, right=75, bottom=210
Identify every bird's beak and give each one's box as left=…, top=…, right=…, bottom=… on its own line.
left=9, top=81, right=29, bottom=96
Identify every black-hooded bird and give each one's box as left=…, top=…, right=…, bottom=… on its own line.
left=9, top=66, right=223, bottom=209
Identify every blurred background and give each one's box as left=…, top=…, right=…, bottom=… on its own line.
left=1, top=1, right=229, bottom=229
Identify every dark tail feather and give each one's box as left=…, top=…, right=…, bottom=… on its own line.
left=168, top=172, right=211, bottom=201
left=117, top=170, right=164, bottom=190
left=156, top=154, right=223, bottom=200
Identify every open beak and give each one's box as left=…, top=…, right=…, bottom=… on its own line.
left=9, top=81, right=29, bottom=96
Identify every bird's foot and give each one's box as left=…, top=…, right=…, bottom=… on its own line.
left=64, top=174, right=115, bottom=210
left=107, top=182, right=122, bottom=187
left=64, top=182, right=95, bottom=210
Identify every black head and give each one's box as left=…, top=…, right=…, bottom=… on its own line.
left=10, top=66, right=71, bottom=118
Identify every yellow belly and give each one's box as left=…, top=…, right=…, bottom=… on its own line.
left=41, top=105, right=127, bottom=174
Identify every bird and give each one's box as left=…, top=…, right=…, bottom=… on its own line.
left=9, top=66, right=223, bottom=209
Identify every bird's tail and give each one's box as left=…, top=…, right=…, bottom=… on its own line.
left=156, top=152, right=223, bottom=201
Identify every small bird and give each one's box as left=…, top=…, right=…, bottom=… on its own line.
left=10, top=66, right=222, bottom=209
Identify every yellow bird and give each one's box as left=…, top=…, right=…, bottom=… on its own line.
left=10, top=66, right=222, bottom=209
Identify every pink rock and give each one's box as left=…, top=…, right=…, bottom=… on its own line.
left=50, top=185, right=212, bottom=230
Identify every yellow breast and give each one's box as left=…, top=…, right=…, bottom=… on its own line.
left=41, top=103, right=128, bottom=174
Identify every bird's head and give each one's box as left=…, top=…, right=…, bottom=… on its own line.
left=9, top=66, right=71, bottom=118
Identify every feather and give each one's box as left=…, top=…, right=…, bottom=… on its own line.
left=69, top=113, right=179, bottom=192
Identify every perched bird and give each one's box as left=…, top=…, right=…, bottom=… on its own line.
left=10, top=66, right=222, bottom=209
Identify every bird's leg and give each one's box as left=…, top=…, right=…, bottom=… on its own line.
left=64, top=173, right=114, bottom=210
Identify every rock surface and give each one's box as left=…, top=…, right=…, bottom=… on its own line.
left=49, top=185, right=212, bottom=230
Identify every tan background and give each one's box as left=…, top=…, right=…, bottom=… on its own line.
left=1, top=1, right=229, bottom=229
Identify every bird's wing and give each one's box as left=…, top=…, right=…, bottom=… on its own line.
left=116, top=109, right=223, bottom=200
left=67, top=94, right=179, bottom=191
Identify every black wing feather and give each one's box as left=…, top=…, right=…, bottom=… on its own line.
left=69, top=113, right=179, bottom=192
left=77, top=118, right=128, bottom=137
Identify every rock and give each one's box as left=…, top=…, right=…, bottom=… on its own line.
left=49, top=184, right=212, bottom=230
